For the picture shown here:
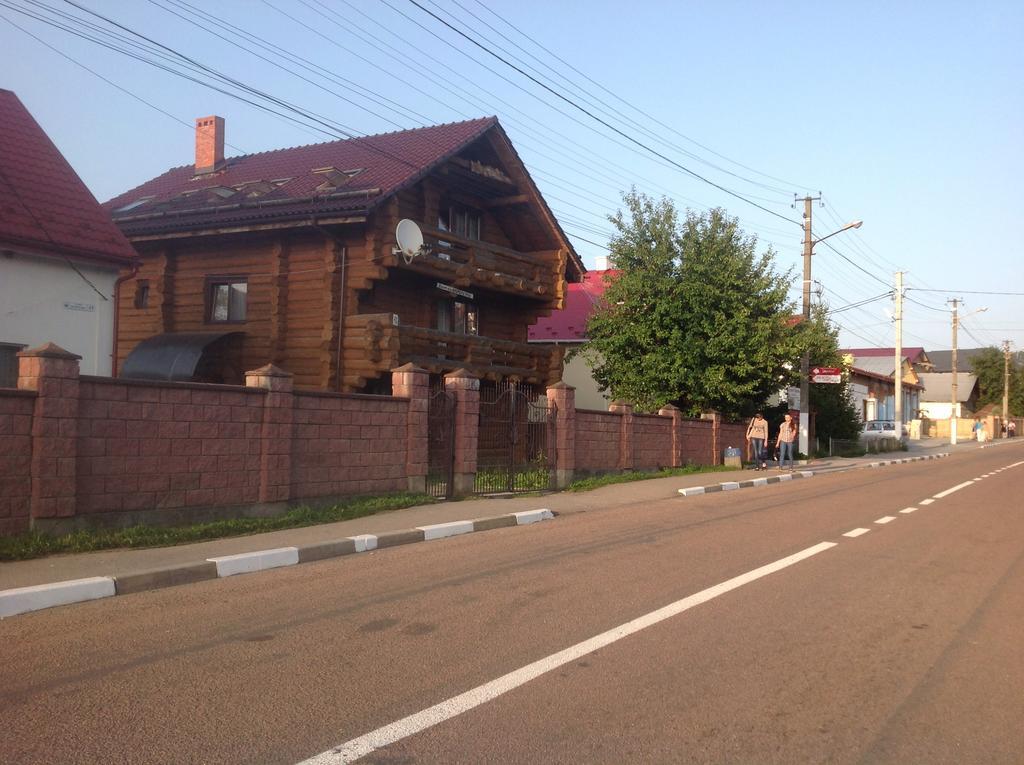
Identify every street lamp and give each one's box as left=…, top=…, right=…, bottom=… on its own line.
left=798, top=207, right=863, bottom=458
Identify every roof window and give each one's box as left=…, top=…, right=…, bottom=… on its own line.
left=114, top=196, right=155, bottom=213
left=313, top=166, right=364, bottom=191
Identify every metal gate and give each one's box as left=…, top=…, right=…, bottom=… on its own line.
left=426, top=384, right=455, bottom=499
left=475, top=383, right=555, bottom=494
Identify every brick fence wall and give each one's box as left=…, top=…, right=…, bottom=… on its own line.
left=0, top=344, right=734, bottom=536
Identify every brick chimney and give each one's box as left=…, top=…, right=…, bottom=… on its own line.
left=195, top=115, right=225, bottom=174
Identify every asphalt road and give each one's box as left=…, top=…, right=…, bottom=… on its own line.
left=2, top=443, right=1023, bottom=764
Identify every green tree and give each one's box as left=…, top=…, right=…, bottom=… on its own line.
left=804, top=306, right=862, bottom=442
left=970, top=346, right=1024, bottom=415
left=581, top=192, right=801, bottom=416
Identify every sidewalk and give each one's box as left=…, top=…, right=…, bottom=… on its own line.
left=0, top=448, right=957, bottom=593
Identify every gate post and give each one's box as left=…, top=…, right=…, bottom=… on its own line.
left=609, top=400, right=634, bottom=471
left=701, top=410, right=722, bottom=465
left=658, top=404, right=683, bottom=467
left=445, top=368, right=479, bottom=496
left=391, top=364, right=429, bottom=494
left=245, top=364, right=294, bottom=504
left=546, top=382, right=575, bottom=489
left=18, top=343, right=81, bottom=525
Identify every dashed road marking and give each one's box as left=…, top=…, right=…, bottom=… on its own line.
left=899, top=507, right=916, bottom=514
left=933, top=481, right=975, bottom=499
left=843, top=528, right=871, bottom=538
left=875, top=516, right=896, bottom=524
left=298, top=542, right=839, bottom=764
left=920, top=499, right=935, bottom=505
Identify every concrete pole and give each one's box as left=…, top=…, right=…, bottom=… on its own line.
left=1004, top=340, right=1011, bottom=431
left=894, top=271, right=903, bottom=438
left=950, top=299, right=959, bottom=445
left=799, top=196, right=813, bottom=456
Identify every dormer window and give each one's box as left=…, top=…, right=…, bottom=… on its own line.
left=114, top=196, right=154, bottom=213
left=313, top=166, right=363, bottom=191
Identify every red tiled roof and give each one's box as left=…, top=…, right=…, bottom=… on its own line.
left=0, top=89, right=136, bottom=265
left=105, top=117, right=499, bottom=236
left=529, top=269, right=620, bottom=341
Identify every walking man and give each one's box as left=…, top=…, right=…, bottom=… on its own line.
left=777, top=412, right=797, bottom=470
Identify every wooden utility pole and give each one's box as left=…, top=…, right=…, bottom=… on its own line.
left=949, top=298, right=960, bottom=445
left=798, top=194, right=820, bottom=456
left=894, top=271, right=904, bottom=437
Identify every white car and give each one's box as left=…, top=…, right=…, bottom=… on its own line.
left=862, top=419, right=906, bottom=439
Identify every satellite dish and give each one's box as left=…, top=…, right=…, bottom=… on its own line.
left=395, top=219, right=424, bottom=264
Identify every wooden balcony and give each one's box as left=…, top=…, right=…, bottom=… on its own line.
left=397, top=226, right=563, bottom=302
left=340, top=313, right=562, bottom=390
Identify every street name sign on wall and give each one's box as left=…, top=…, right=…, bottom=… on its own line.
left=811, top=366, right=842, bottom=384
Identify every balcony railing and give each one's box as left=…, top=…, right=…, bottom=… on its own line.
left=341, top=314, right=562, bottom=390
left=398, top=225, right=560, bottom=301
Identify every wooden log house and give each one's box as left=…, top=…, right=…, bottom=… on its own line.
left=105, top=116, right=583, bottom=392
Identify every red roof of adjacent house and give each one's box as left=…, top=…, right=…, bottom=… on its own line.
left=0, top=89, right=136, bottom=265
left=105, top=117, right=497, bottom=235
left=529, top=269, right=620, bottom=341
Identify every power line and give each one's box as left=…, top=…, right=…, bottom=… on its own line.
left=908, top=288, right=1024, bottom=297
left=403, top=0, right=801, bottom=228
left=468, top=0, right=814, bottom=192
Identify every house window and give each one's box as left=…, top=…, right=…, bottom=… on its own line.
left=134, top=280, right=150, bottom=309
left=436, top=300, right=478, bottom=335
left=0, top=343, right=26, bottom=388
left=206, top=277, right=247, bottom=323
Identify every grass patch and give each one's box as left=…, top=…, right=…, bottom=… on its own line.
left=0, top=492, right=433, bottom=562
left=566, top=464, right=739, bottom=493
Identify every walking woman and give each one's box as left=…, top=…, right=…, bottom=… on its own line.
left=746, top=412, right=769, bottom=468
left=776, top=412, right=798, bottom=470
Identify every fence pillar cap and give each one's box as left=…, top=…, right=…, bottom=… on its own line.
left=444, top=368, right=478, bottom=380
left=610, top=399, right=633, bottom=408
left=658, top=404, right=680, bottom=413
left=547, top=381, right=575, bottom=391
left=244, top=363, right=292, bottom=378
left=392, top=363, right=427, bottom=374
left=18, top=342, right=81, bottom=360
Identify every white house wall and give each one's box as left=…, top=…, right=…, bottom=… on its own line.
left=0, top=251, right=117, bottom=375
left=563, top=350, right=611, bottom=410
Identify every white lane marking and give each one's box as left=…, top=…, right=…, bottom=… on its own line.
left=843, top=528, right=871, bottom=538
left=875, top=516, right=896, bottom=524
left=899, top=507, right=916, bottom=514
left=920, top=499, right=934, bottom=505
left=298, top=542, right=838, bottom=764
left=933, top=481, right=975, bottom=499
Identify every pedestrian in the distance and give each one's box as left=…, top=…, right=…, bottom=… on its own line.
left=1009, top=420, right=1017, bottom=438
left=746, top=411, right=769, bottom=468
left=973, top=418, right=986, bottom=443
left=776, top=412, right=797, bottom=470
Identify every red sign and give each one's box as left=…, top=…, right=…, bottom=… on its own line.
left=811, top=366, right=843, bottom=384
left=811, top=367, right=842, bottom=376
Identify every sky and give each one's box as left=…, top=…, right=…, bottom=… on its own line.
left=2, top=0, right=1022, bottom=356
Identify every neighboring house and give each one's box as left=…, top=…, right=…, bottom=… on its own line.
left=529, top=261, right=618, bottom=410
left=106, top=116, right=582, bottom=391
left=0, top=89, right=138, bottom=383
left=917, top=372, right=979, bottom=419
left=841, top=350, right=923, bottom=422
left=925, top=348, right=987, bottom=374
left=843, top=346, right=934, bottom=374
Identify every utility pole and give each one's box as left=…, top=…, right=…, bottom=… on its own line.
left=1004, top=340, right=1011, bottom=429
left=798, top=194, right=820, bottom=457
left=894, top=271, right=904, bottom=438
left=949, top=298, right=960, bottom=445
